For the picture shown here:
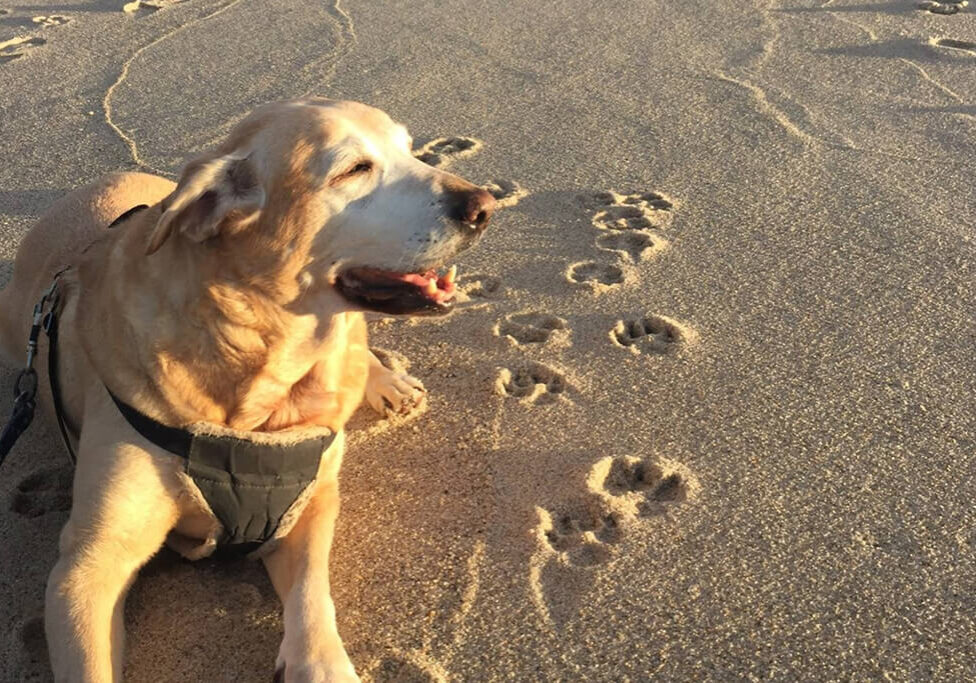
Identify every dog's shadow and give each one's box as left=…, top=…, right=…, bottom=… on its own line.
left=125, top=549, right=284, bottom=680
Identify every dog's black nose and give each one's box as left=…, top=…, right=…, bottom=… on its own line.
left=448, top=188, right=496, bottom=232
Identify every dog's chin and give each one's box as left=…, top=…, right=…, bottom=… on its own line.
left=334, top=265, right=458, bottom=316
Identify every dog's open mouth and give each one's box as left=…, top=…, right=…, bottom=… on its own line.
left=335, top=265, right=458, bottom=315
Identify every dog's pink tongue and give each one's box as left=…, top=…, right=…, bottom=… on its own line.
left=398, top=267, right=457, bottom=302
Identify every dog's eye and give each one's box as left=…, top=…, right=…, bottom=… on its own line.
left=345, top=161, right=373, bottom=177
left=330, top=160, right=374, bottom=186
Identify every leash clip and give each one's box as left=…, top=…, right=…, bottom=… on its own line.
left=0, top=267, right=70, bottom=467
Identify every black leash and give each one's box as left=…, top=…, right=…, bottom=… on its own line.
left=0, top=268, right=74, bottom=468
left=44, top=287, right=78, bottom=465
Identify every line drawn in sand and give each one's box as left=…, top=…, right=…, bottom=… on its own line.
left=104, top=0, right=357, bottom=173
left=362, top=540, right=483, bottom=681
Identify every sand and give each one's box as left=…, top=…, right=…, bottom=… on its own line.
left=1, top=0, right=974, bottom=680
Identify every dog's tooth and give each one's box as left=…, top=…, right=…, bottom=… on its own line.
left=445, top=265, right=457, bottom=284
left=426, top=278, right=438, bottom=295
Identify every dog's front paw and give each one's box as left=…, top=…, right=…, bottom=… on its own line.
left=365, top=365, right=427, bottom=417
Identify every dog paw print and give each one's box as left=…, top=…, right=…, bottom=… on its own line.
left=603, top=456, right=693, bottom=518
left=0, top=36, right=45, bottom=64
left=483, top=178, right=527, bottom=208
left=18, top=614, right=48, bottom=664
left=370, top=655, right=441, bottom=683
left=496, top=361, right=567, bottom=404
left=32, top=15, right=71, bottom=26
left=567, top=261, right=624, bottom=287
left=543, top=510, right=623, bottom=567
left=592, top=205, right=657, bottom=231
left=10, top=465, right=73, bottom=518
left=457, top=272, right=502, bottom=300
left=588, top=191, right=674, bottom=231
left=611, top=314, right=698, bottom=354
left=918, top=0, right=967, bottom=15
left=496, top=312, right=567, bottom=344
left=123, top=0, right=187, bottom=14
left=415, top=136, right=483, bottom=167
left=540, top=456, right=698, bottom=572
left=595, top=231, right=668, bottom=263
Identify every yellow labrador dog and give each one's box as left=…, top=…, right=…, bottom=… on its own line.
left=0, top=98, right=495, bottom=681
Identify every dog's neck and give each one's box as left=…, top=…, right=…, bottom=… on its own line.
left=75, top=207, right=369, bottom=433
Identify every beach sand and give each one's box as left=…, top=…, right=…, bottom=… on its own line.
left=1, top=0, right=974, bottom=680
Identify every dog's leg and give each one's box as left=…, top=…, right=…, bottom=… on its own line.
left=45, top=441, right=178, bottom=682
left=364, top=350, right=426, bottom=417
left=263, top=477, right=358, bottom=683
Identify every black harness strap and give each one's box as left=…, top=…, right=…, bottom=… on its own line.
left=40, top=203, right=149, bottom=464
left=108, top=204, right=149, bottom=228
left=107, top=391, right=192, bottom=457
left=44, top=291, right=78, bottom=465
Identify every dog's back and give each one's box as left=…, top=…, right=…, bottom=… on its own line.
left=0, top=172, right=175, bottom=366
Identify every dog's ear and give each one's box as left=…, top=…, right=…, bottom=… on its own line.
left=146, top=153, right=264, bottom=255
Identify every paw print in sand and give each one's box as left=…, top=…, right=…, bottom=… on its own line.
left=540, top=455, right=699, bottom=568
left=611, top=314, right=698, bottom=355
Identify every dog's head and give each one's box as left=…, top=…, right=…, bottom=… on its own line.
left=148, top=98, right=496, bottom=315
